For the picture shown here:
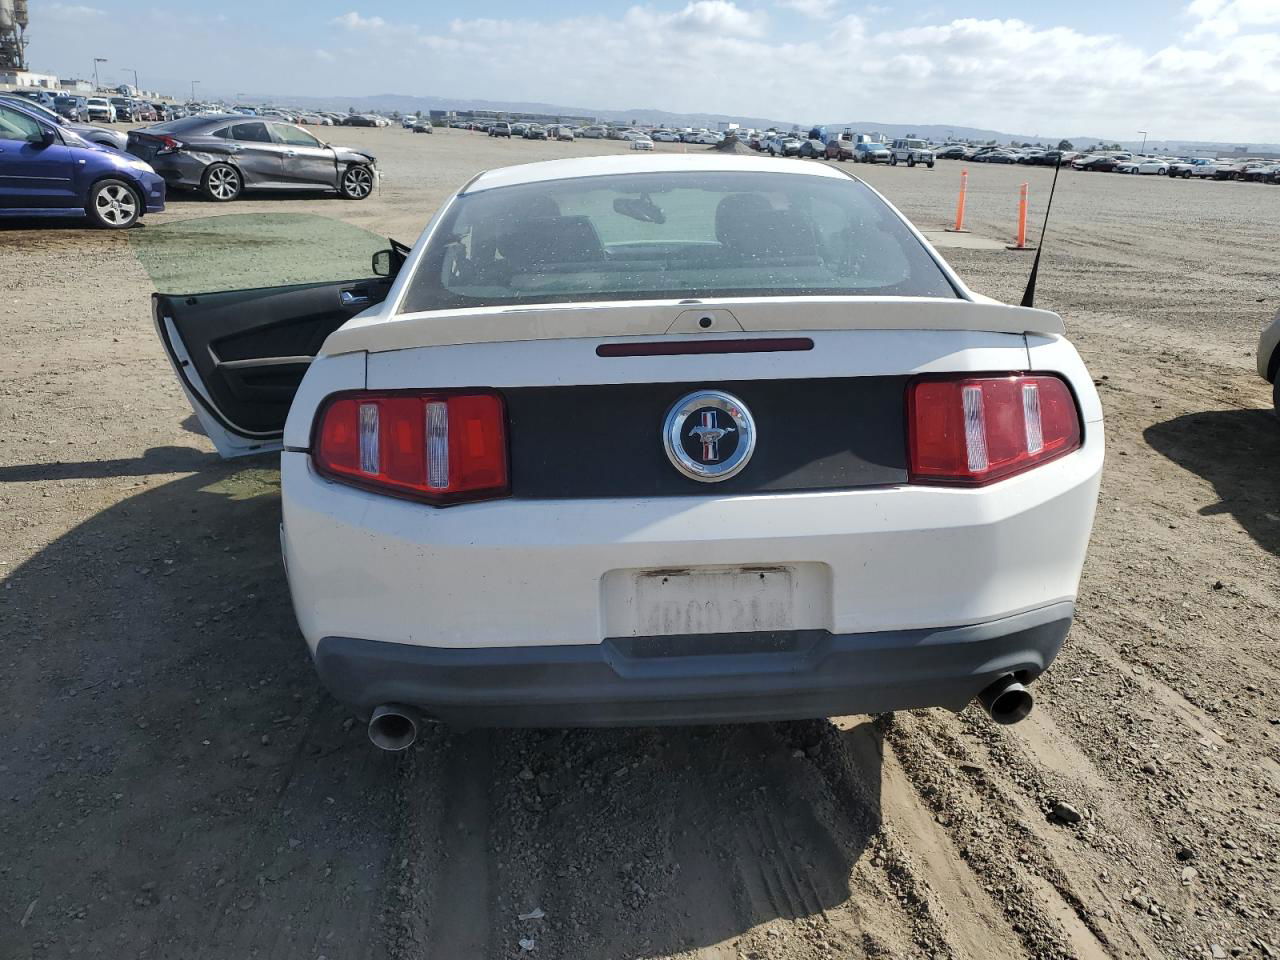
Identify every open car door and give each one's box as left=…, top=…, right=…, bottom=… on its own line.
left=137, top=214, right=409, bottom=458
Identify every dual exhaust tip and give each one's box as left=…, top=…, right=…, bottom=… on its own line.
left=366, top=676, right=1032, bottom=749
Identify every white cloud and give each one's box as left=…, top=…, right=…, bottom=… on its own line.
left=332, top=11, right=388, bottom=32
left=315, top=49, right=335, bottom=62
left=42, top=3, right=106, bottom=18
left=1186, top=0, right=1280, bottom=38
left=778, top=0, right=839, bottom=20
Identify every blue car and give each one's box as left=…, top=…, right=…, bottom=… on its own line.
left=0, top=99, right=165, bottom=229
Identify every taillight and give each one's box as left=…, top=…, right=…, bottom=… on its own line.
left=313, top=390, right=508, bottom=505
left=907, top=374, right=1081, bottom=485
left=155, top=135, right=183, bottom=154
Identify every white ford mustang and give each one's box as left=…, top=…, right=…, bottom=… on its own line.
left=156, top=154, right=1103, bottom=749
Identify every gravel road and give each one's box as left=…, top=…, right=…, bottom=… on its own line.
left=1, top=128, right=1277, bottom=960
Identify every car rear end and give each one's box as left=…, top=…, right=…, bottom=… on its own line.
left=277, top=158, right=1103, bottom=729
left=126, top=118, right=217, bottom=191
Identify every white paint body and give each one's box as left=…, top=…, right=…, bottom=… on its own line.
left=165, top=155, right=1103, bottom=720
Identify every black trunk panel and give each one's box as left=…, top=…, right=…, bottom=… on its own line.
left=505, top=377, right=908, bottom=498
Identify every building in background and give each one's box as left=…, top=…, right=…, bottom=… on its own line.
left=0, top=0, right=28, bottom=72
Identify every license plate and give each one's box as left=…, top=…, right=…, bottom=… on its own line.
left=601, top=564, right=832, bottom=638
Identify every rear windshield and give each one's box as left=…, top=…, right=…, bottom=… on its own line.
left=399, top=170, right=957, bottom=312
left=144, top=116, right=216, bottom=134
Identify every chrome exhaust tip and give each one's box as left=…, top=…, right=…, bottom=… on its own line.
left=367, top=704, right=419, bottom=751
left=977, top=675, right=1033, bottom=725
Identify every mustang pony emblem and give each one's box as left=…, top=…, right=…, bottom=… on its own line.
left=688, top=412, right=736, bottom=462
left=663, top=391, right=757, bottom=483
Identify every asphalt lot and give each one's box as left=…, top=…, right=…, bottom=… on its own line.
left=1, top=127, right=1278, bottom=960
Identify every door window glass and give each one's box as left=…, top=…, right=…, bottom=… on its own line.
left=273, top=124, right=322, bottom=148
left=129, top=213, right=392, bottom=294
left=229, top=122, right=271, bottom=143
left=0, top=105, right=45, bottom=142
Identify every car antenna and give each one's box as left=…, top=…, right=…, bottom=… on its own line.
left=1020, top=156, right=1063, bottom=308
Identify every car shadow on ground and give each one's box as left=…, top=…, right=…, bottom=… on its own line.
left=1145, top=407, right=1280, bottom=555
left=0, top=445, right=220, bottom=482
left=1, top=458, right=884, bottom=957
left=164, top=189, right=347, bottom=205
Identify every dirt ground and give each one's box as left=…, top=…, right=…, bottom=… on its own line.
left=1, top=128, right=1277, bottom=960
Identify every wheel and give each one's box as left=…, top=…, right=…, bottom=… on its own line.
left=1273, top=376, right=1280, bottom=417
left=85, top=179, right=140, bottom=229
left=1131, top=168, right=1138, bottom=174
left=202, top=163, right=242, bottom=202
left=907, top=156, right=915, bottom=167
left=837, top=155, right=845, bottom=162
left=1183, top=170, right=1192, bottom=179
left=927, top=161, right=935, bottom=169
left=340, top=164, right=375, bottom=200
left=890, top=154, right=898, bottom=166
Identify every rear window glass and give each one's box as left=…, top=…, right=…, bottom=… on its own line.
left=400, top=170, right=956, bottom=313
left=147, top=116, right=216, bottom=134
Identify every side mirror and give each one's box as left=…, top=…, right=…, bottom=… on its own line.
left=37, top=126, right=57, bottom=147
left=371, top=249, right=393, bottom=277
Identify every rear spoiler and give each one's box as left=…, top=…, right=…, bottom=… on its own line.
left=322, top=296, right=1066, bottom=357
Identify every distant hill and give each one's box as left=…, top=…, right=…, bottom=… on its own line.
left=231, top=91, right=1278, bottom=153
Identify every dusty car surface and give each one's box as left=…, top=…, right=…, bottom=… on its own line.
left=154, top=154, right=1103, bottom=748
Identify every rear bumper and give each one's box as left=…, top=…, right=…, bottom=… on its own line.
left=313, top=602, right=1073, bottom=725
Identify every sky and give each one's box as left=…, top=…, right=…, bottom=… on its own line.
left=23, top=0, right=1280, bottom=142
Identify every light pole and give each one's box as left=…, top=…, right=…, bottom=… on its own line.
left=93, top=57, right=107, bottom=91
left=1138, top=130, right=1148, bottom=154
left=123, top=67, right=138, bottom=93
left=190, top=80, right=199, bottom=103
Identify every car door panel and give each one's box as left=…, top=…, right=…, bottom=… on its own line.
left=154, top=276, right=393, bottom=456
left=0, top=113, right=77, bottom=209
left=224, top=121, right=285, bottom=187
left=280, top=145, right=337, bottom=188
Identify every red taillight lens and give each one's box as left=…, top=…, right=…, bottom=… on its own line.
left=155, top=135, right=183, bottom=154
left=907, top=374, right=1081, bottom=485
left=313, top=391, right=508, bottom=505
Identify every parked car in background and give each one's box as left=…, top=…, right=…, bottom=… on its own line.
left=1185, top=158, right=1229, bottom=179
left=489, top=122, right=512, bottom=138
left=411, top=120, right=434, bottom=134
left=629, top=136, right=654, bottom=151
left=0, top=94, right=127, bottom=151
left=109, top=98, right=139, bottom=123
left=935, top=145, right=966, bottom=160
left=126, top=116, right=378, bottom=201
left=526, top=125, right=549, bottom=140
left=153, top=153, right=1102, bottom=742
left=693, top=131, right=723, bottom=145
left=825, top=135, right=855, bottom=161
left=549, top=125, right=575, bottom=142
left=766, top=136, right=802, bottom=157
left=798, top=136, right=826, bottom=158
left=0, top=100, right=165, bottom=228
left=889, top=138, right=934, bottom=168
left=853, top=141, right=890, bottom=163
left=1121, top=158, right=1170, bottom=175
left=53, top=95, right=86, bottom=121
left=651, top=130, right=681, bottom=142
left=83, top=98, right=116, bottom=123
left=1243, top=161, right=1280, bottom=182
left=1073, top=155, right=1120, bottom=172
left=342, top=114, right=380, bottom=127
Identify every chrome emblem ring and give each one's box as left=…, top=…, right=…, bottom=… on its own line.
left=663, top=390, right=757, bottom=483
